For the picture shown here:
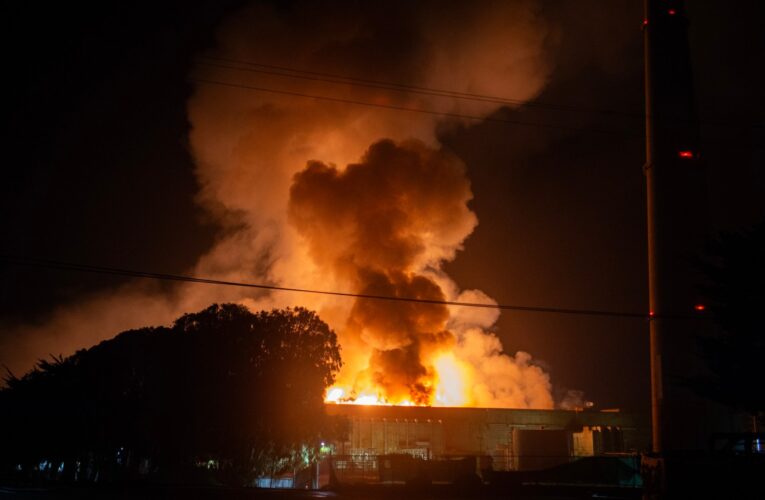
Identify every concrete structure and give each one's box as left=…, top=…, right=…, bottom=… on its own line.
left=325, top=404, right=648, bottom=472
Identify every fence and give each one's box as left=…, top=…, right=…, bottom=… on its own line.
left=325, top=452, right=642, bottom=487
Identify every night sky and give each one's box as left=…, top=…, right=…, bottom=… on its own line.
left=1, top=0, right=763, bottom=413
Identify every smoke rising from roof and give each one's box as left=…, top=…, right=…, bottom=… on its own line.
left=2, top=0, right=556, bottom=407
left=287, top=139, right=552, bottom=406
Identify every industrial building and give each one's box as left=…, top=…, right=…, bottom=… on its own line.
left=324, top=403, right=648, bottom=478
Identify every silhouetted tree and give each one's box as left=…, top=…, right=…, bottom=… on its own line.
left=0, top=304, right=342, bottom=485
left=695, top=222, right=765, bottom=422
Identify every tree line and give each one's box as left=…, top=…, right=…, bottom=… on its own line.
left=0, top=304, right=344, bottom=486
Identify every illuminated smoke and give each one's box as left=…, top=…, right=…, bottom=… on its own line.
left=287, top=140, right=470, bottom=404
left=2, top=0, right=555, bottom=408
left=286, top=139, right=552, bottom=407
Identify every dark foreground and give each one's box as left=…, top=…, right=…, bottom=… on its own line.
left=0, top=483, right=641, bottom=500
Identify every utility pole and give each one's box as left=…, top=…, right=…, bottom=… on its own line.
left=643, top=0, right=708, bottom=454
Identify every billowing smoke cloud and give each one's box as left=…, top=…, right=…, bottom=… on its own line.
left=287, top=139, right=552, bottom=407
left=287, top=140, right=472, bottom=404
left=2, top=0, right=556, bottom=408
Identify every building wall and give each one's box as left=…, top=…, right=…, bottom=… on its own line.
left=325, top=404, right=649, bottom=471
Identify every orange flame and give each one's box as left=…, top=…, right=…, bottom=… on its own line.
left=325, top=349, right=474, bottom=407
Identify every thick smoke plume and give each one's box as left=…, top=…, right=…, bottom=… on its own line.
left=288, top=139, right=552, bottom=406
left=3, top=0, right=555, bottom=408
left=288, top=140, right=472, bottom=404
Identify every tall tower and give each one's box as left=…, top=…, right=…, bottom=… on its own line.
left=644, top=0, right=712, bottom=452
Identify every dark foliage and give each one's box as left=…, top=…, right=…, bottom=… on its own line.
left=0, top=304, right=343, bottom=485
left=695, top=222, right=765, bottom=417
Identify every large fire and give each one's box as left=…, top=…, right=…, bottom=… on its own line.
left=286, top=139, right=553, bottom=409
left=324, top=351, right=472, bottom=407
left=4, top=2, right=562, bottom=406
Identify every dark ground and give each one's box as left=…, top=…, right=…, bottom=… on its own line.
left=0, top=483, right=640, bottom=500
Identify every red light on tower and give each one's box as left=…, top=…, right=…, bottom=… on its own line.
left=678, top=150, right=694, bottom=159
left=694, top=304, right=706, bottom=312
left=668, top=9, right=677, bottom=15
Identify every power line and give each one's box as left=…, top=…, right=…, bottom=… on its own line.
left=1, top=256, right=701, bottom=320
left=191, top=77, right=641, bottom=138
left=196, top=56, right=634, bottom=117
left=196, top=55, right=764, bottom=131
left=191, top=76, right=763, bottom=151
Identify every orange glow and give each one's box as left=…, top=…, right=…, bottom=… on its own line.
left=325, top=349, right=476, bottom=407
left=678, top=150, right=694, bottom=159
left=324, top=386, right=417, bottom=406
left=432, top=352, right=472, bottom=406
left=694, top=304, right=706, bottom=311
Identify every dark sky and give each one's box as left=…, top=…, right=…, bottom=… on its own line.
left=1, top=1, right=763, bottom=412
